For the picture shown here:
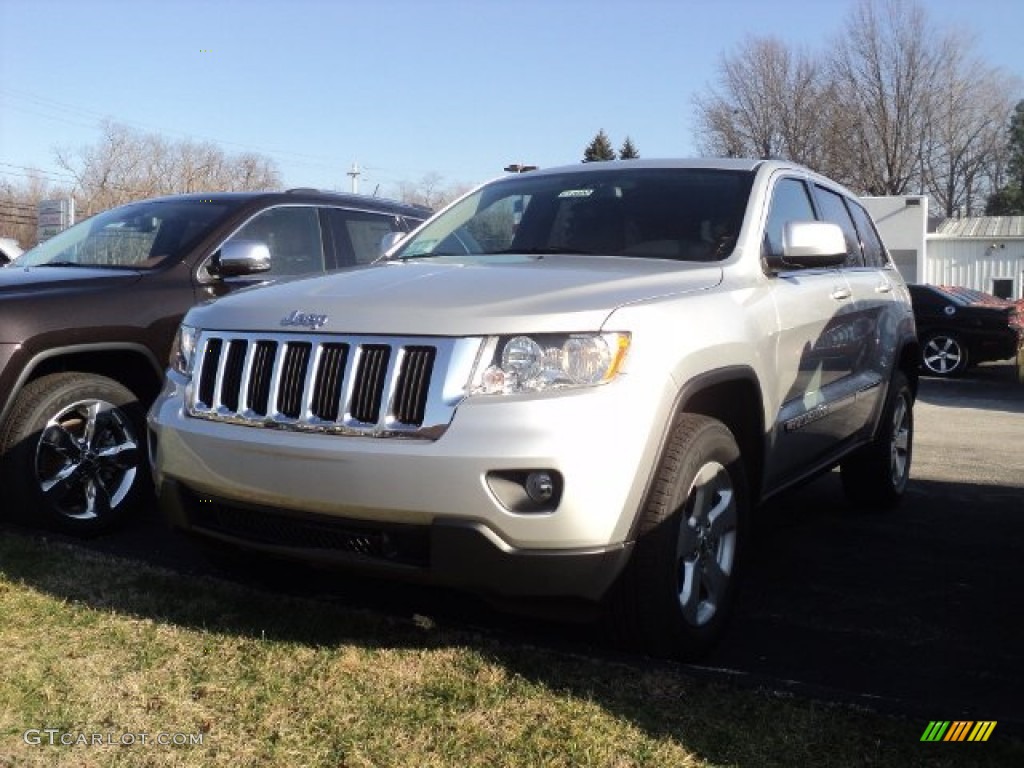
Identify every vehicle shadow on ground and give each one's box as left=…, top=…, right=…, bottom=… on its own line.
left=3, top=466, right=1023, bottom=757
left=716, top=472, right=1024, bottom=727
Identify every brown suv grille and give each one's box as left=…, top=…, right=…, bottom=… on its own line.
left=187, top=332, right=444, bottom=437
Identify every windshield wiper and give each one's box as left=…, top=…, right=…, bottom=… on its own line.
left=395, top=251, right=464, bottom=260
left=488, top=246, right=598, bottom=256
left=35, top=261, right=86, bottom=267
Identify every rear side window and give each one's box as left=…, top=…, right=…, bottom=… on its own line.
left=763, top=177, right=817, bottom=259
left=813, top=186, right=863, bottom=268
left=327, top=209, right=404, bottom=266
left=847, top=200, right=889, bottom=268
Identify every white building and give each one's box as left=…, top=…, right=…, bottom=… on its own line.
left=861, top=196, right=928, bottom=284
left=862, top=195, right=1024, bottom=299
left=926, top=217, right=1024, bottom=300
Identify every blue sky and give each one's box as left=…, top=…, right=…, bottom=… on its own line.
left=1, top=0, right=1022, bottom=198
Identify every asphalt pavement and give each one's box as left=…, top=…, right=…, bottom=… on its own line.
left=709, top=361, right=1024, bottom=730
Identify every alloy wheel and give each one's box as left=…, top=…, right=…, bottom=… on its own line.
left=922, top=334, right=964, bottom=375
left=675, top=461, right=738, bottom=627
left=34, top=398, right=140, bottom=521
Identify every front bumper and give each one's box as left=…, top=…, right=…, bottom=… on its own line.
left=159, top=478, right=633, bottom=600
left=149, top=369, right=678, bottom=600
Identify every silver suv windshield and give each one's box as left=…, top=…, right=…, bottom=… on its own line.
left=15, top=199, right=233, bottom=269
left=393, top=167, right=755, bottom=263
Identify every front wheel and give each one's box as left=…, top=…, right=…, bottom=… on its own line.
left=610, top=414, right=748, bottom=660
left=0, top=372, right=148, bottom=535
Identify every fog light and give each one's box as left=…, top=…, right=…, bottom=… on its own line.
left=525, top=471, right=554, bottom=503
left=485, top=469, right=562, bottom=513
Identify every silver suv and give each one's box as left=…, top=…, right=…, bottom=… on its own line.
left=148, top=159, right=918, bottom=658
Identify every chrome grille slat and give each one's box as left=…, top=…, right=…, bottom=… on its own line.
left=186, top=332, right=473, bottom=440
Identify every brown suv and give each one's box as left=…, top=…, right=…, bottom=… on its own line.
left=0, top=189, right=428, bottom=534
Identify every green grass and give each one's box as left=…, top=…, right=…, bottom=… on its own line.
left=0, top=531, right=1019, bottom=767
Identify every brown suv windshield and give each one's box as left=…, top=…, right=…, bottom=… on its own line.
left=17, top=200, right=236, bottom=269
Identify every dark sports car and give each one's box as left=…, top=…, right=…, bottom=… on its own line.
left=907, top=284, right=1023, bottom=376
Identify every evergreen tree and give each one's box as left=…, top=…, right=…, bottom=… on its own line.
left=619, top=136, right=639, bottom=159
left=583, top=130, right=616, bottom=162
left=986, top=100, right=1024, bottom=215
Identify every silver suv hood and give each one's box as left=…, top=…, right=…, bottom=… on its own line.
left=195, top=256, right=723, bottom=335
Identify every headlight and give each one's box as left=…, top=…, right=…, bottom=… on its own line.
left=169, top=324, right=198, bottom=376
left=471, top=332, right=630, bottom=395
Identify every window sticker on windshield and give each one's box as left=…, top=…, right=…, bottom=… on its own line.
left=558, top=189, right=594, bottom=198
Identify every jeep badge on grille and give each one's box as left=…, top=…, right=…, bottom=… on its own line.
left=281, top=310, right=328, bottom=330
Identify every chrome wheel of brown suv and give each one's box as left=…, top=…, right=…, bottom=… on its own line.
left=0, top=373, right=146, bottom=534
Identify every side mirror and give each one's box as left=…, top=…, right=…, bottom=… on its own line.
left=767, top=221, right=848, bottom=270
left=379, top=231, right=406, bottom=257
left=213, top=239, right=272, bottom=277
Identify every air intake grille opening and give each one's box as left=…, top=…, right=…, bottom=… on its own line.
left=393, top=346, right=435, bottom=424
left=351, top=345, right=391, bottom=423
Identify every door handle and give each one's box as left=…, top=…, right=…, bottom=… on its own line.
left=831, top=287, right=852, bottom=301
left=875, top=281, right=892, bottom=294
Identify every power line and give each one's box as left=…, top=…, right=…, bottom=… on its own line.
left=1, top=87, right=355, bottom=171
left=0, top=159, right=74, bottom=175
left=0, top=88, right=453, bottom=186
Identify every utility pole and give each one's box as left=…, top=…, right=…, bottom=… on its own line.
left=347, top=162, right=361, bottom=194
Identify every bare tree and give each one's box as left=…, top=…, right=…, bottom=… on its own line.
left=0, top=172, right=71, bottom=249
left=692, top=0, right=1020, bottom=216
left=56, top=120, right=281, bottom=217
left=395, top=172, right=469, bottom=210
left=828, top=0, right=949, bottom=195
left=694, top=36, right=827, bottom=164
left=922, top=36, right=1019, bottom=216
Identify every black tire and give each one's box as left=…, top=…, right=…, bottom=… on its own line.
left=0, top=372, right=148, bottom=535
left=921, top=332, right=968, bottom=376
left=840, top=370, right=913, bottom=509
left=610, top=413, right=748, bottom=660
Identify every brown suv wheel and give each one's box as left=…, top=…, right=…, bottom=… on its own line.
left=0, top=372, right=146, bottom=534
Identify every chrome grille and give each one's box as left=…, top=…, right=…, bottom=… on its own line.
left=186, top=331, right=474, bottom=439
